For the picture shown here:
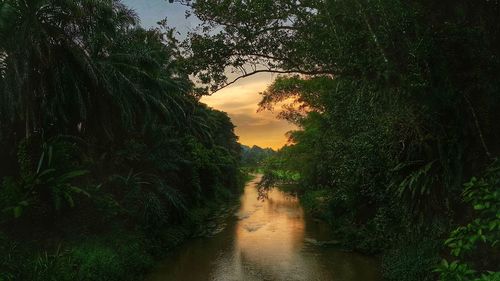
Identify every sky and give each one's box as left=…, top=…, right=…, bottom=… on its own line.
left=122, top=0, right=295, bottom=149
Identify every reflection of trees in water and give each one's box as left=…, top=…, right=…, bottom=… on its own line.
left=257, top=173, right=276, bottom=189
left=257, top=181, right=298, bottom=203
left=257, top=176, right=272, bottom=201
left=254, top=186, right=303, bottom=220
left=257, top=185, right=270, bottom=201
left=266, top=195, right=300, bottom=208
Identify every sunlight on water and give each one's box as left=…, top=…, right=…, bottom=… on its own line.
left=146, top=175, right=381, bottom=281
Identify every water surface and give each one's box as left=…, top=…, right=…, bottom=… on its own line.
left=147, top=175, right=381, bottom=281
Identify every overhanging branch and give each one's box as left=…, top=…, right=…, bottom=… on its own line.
left=210, top=68, right=334, bottom=94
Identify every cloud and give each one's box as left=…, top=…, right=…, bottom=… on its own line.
left=200, top=73, right=297, bottom=149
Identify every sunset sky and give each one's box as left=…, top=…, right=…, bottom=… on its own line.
left=123, top=0, right=295, bottom=149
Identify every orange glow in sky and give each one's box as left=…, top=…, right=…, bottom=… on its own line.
left=200, top=73, right=296, bottom=150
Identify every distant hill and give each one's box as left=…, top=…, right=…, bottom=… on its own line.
left=240, top=144, right=275, bottom=167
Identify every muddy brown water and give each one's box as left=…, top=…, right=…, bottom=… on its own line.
left=146, top=175, right=381, bottom=281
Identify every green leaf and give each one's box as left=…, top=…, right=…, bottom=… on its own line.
left=13, top=206, right=22, bottom=218
left=474, top=204, right=485, bottom=210
left=37, top=168, right=56, bottom=178
left=64, top=193, right=75, bottom=208
left=36, top=150, right=45, bottom=174
left=57, top=170, right=89, bottom=182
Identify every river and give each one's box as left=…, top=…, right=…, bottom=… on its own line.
left=146, top=175, right=381, bottom=281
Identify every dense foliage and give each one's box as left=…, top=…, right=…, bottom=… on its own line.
left=436, top=162, right=500, bottom=281
left=0, top=1, right=242, bottom=280
left=183, top=0, right=500, bottom=280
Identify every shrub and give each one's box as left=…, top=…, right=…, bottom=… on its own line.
left=382, top=238, right=440, bottom=281
left=435, top=161, right=500, bottom=281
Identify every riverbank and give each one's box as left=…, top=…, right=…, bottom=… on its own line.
left=0, top=173, right=253, bottom=281
left=275, top=184, right=441, bottom=281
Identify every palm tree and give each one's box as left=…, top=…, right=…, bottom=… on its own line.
left=0, top=0, right=194, bottom=141
left=0, top=0, right=104, bottom=138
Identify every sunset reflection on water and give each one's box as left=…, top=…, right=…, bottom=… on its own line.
left=147, top=175, right=381, bottom=281
left=233, top=184, right=306, bottom=273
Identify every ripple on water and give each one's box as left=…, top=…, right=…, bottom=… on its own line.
left=235, top=210, right=254, bottom=220
left=242, top=221, right=266, bottom=232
